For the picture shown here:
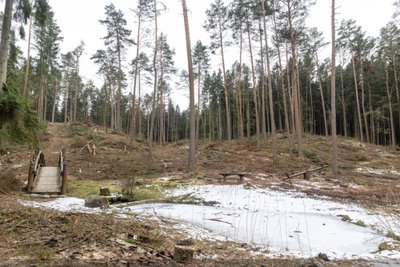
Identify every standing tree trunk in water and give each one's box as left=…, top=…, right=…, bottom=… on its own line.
left=331, top=0, right=338, bottom=171
left=0, top=0, right=14, bottom=92
left=181, top=0, right=196, bottom=171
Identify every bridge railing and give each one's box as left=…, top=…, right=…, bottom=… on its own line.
left=26, top=150, right=45, bottom=193
left=59, top=148, right=67, bottom=195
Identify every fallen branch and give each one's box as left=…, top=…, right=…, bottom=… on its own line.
left=79, top=139, right=94, bottom=154
left=282, top=165, right=329, bottom=181
left=56, top=236, right=89, bottom=253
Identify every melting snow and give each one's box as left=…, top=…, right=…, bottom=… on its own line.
left=355, top=167, right=400, bottom=175
left=21, top=185, right=400, bottom=261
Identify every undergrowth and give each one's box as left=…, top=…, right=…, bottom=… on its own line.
left=0, top=87, right=41, bottom=149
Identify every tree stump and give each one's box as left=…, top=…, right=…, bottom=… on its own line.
left=173, top=245, right=195, bottom=263
left=100, top=187, right=111, bottom=196
left=174, top=239, right=195, bottom=263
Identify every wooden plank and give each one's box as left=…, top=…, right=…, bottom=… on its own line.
left=31, top=167, right=61, bottom=194
left=218, top=173, right=245, bottom=183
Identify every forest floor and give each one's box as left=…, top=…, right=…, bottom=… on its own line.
left=1, top=122, right=400, bottom=266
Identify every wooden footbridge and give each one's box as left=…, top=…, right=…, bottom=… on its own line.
left=26, top=149, right=67, bottom=195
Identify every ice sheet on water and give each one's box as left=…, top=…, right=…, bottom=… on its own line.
left=20, top=185, right=400, bottom=261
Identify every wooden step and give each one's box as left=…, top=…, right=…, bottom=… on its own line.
left=31, top=167, right=61, bottom=194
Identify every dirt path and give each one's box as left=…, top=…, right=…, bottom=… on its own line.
left=40, top=123, right=71, bottom=165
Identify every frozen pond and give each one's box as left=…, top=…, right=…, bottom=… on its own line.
left=22, top=185, right=400, bottom=260
left=125, top=185, right=392, bottom=259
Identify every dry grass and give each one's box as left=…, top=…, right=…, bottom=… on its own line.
left=0, top=196, right=175, bottom=266
left=0, top=169, right=21, bottom=195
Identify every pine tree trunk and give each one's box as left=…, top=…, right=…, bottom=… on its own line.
left=385, top=61, right=396, bottom=147
left=350, top=46, right=364, bottom=142
left=248, top=30, right=260, bottom=149
left=51, top=80, right=58, bottom=122
left=138, top=72, right=142, bottom=139
left=286, top=44, right=295, bottom=140
left=74, top=54, right=81, bottom=122
left=196, top=61, right=201, bottom=141
left=116, top=42, right=123, bottom=133
left=259, top=20, right=267, bottom=139
left=236, top=28, right=244, bottom=140
left=246, top=85, right=251, bottom=138
left=359, top=51, right=369, bottom=142
left=392, top=56, right=400, bottom=131
left=130, top=10, right=142, bottom=141
left=331, top=0, right=338, bottom=171
left=368, top=84, right=375, bottom=144
left=261, top=1, right=276, bottom=164
left=0, top=0, right=14, bottom=92
left=149, top=0, right=158, bottom=159
left=182, top=0, right=196, bottom=170
left=339, top=55, right=348, bottom=137
left=287, top=0, right=302, bottom=153
left=38, top=59, right=45, bottom=121
left=23, top=17, right=32, bottom=98
left=272, top=8, right=290, bottom=137
left=218, top=19, right=231, bottom=141
left=316, top=54, right=328, bottom=136
left=308, top=71, right=314, bottom=133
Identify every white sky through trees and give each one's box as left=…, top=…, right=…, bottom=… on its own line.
left=42, top=0, right=394, bottom=108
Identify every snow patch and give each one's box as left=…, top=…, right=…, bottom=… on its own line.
left=355, top=167, right=400, bottom=175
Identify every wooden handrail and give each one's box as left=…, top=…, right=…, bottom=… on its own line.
left=59, top=149, right=67, bottom=195
left=33, top=150, right=45, bottom=174
left=27, top=150, right=45, bottom=193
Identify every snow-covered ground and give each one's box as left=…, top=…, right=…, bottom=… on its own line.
left=355, top=167, right=400, bottom=175
left=21, top=185, right=400, bottom=261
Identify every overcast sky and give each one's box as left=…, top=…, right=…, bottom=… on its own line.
left=45, top=0, right=395, bottom=108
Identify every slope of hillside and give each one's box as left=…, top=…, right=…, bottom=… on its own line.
left=0, top=122, right=399, bottom=266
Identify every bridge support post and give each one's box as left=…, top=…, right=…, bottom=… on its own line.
left=61, top=149, right=67, bottom=195
left=26, top=161, right=34, bottom=193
